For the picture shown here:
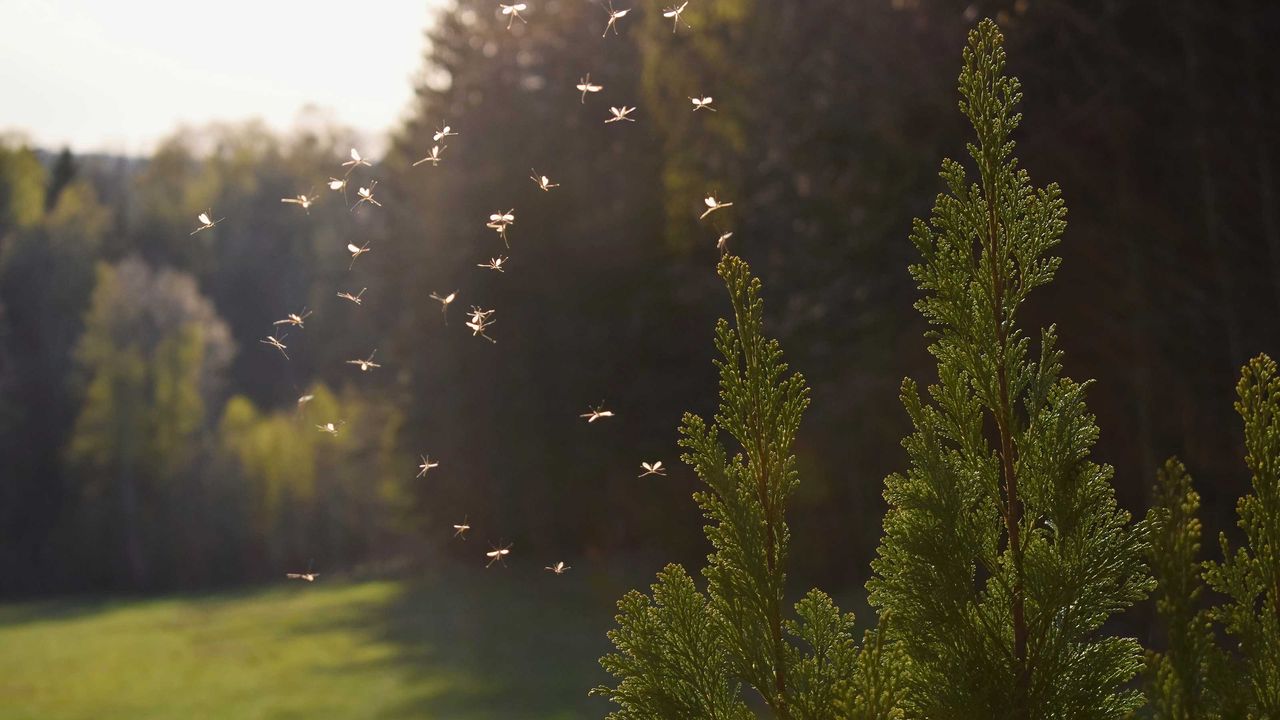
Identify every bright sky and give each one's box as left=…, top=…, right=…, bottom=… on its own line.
left=0, top=0, right=442, bottom=154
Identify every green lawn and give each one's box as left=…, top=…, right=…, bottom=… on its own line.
left=0, top=568, right=624, bottom=719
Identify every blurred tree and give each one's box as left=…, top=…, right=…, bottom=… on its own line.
left=66, top=257, right=233, bottom=588
left=0, top=143, right=45, bottom=237
left=126, top=123, right=365, bottom=408
left=0, top=172, right=109, bottom=590
left=218, top=382, right=406, bottom=579
left=381, top=0, right=714, bottom=565
left=45, top=147, right=76, bottom=212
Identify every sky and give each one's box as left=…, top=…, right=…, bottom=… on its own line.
left=0, top=0, right=441, bottom=155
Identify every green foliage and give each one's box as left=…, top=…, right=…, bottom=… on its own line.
left=0, top=177, right=108, bottom=411
left=1203, top=354, right=1280, bottom=717
left=218, top=383, right=407, bottom=570
left=66, top=258, right=234, bottom=585
left=596, top=255, right=903, bottom=719
left=867, top=20, right=1151, bottom=719
left=835, top=617, right=907, bottom=720
left=0, top=143, right=46, bottom=234
left=1144, top=458, right=1229, bottom=719
left=598, top=563, right=752, bottom=719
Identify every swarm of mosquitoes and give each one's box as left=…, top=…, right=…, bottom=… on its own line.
left=188, top=0, right=732, bottom=582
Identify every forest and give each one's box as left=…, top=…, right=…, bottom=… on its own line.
left=1, top=0, right=1278, bottom=717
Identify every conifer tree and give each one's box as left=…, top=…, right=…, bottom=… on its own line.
left=1202, top=354, right=1280, bottom=716
left=594, top=255, right=904, bottom=719
left=866, top=20, right=1152, bottom=719
left=1144, top=458, right=1229, bottom=719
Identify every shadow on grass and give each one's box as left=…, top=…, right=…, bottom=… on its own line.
left=0, top=596, right=120, bottom=629
left=288, top=561, right=634, bottom=720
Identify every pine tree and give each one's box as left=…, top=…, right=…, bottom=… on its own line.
left=1144, top=458, right=1228, bottom=719
left=866, top=20, right=1152, bottom=719
left=1202, top=354, right=1280, bottom=716
left=45, top=147, right=76, bottom=211
left=594, top=255, right=904, bottom=719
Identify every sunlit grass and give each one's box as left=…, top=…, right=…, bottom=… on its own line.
left=0, top=569, right=619, bottom=720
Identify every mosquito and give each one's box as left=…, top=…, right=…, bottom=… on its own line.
left=328, top=177, right=349, bottom=203
left=417, top=454, right=439, bottom=478
left=430, top=291, right=458, bottom=324
left=690, top=96, right=716, bottom=112
left=639, top=460, right=667, bottom=477
left=281, top=193, right=318, bottom=212
left=433, top=124, right=458, bottom=143
left=663, top=1, right=690, bottom=32
left=478, top=256, right=508, bottom=272
left=530, top=170, right=559, bottom=191
left=286, top=561, right=320, bottom=582
left=606, top=106, right=636, bottom=123
left=499, top=2, right=527, bottom=28
left=453, top=517, right=471, bottom=539
left=580, top=404, right=615, bottom=423
left=347, top=241, right=372, bottom=269
left=337, top=287, right=366, bottom=305
left=467, top=306, right=496, bottom=325
left=316, top=421, right=343, bottom=435
left=465, top=309, right=497, bottom=344
left=273, top=308, right=312, bottom=328
left=342, top=147, right=371, bottom=175
left=487, top=209, right=515, bottom=247
left=545, top=561, right=571, bottom=574
left=576, top=74, right=603, bottom=103
left=716, top=231, right=733, bottom=255
left=412, top=144, right=446, bottom=167
left=190, top=210, right=223, bottom=236
left=260, top=333, right=289, bottom=360
left=700, top=194, right=733, bottom=219
left=352, top=182, right=381, bottom=210
left=486, top=541, right=513, bottom=568
left=346, top=349, right=381, bottom=372
left=601, top=1, right=630, bottom=36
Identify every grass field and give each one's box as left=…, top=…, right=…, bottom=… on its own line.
left=0, top=567, right=626, bottom=719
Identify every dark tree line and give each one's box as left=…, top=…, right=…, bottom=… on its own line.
left=1, top=0, right=1277, bottom=602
